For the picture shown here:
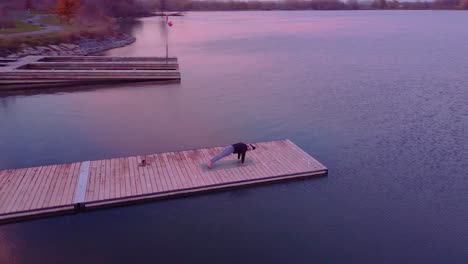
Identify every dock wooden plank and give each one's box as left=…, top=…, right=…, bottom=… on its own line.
left=282, top=142, right=319, bottom=172
left=48, top=165, right=64, bottom=207
left=0, top=169, right=28, bottom=212
left=187, top=149, right=212, bottom=186
left=0, top=140, right=327, bottom=224
left=162, top=153, right=181, bottom=189
left=136, top=156, right=149, bottom=194
left=116, top=158, right=123, bottom=199
left=258, top=143, right=288, bottom=176
left=179, top=151, right=198, bottom=187
left=272, top=141, right=305, bottom=171
left=150, top=155, right=165, bottom=192
left=20, top=166, right=47, bottom=211
left=129, top=156, right=142, bottom=195
left=137, top=156, right=149, bottom=194
left=58, top=163, right=73, bottom=205
left=111, top=159, right=119, bottom=199
left=247, top=147, right=270, bottom=178
left=249, top=149, right=276, bottom=179
left=13, top=167, right=43, bottom=212
left=109, top=159, right=116, bottom=200
left=38, top=165, right=60, bottom=208
left=5, top=168, right=33, bottom=213
left=0, top=171, right=20, bottom=211
left=178, top=151, right=198, bottom=189
left=167, top=152, right=188, bottom=189
left=47, top=164, right=64, bottom=207
left=128, top=157, right=139, bottom=196
left=95, top=161, right=104, bottom=200
left=150, top=154, right=168, bottom=192
left=194, top=149, right=213, bottom=186
left=122, top=158, right=131, bottom=198
left=174, top=151, right=191, bottom=188
left=182, top=150, right=207, bottom=187
left=136, top=156, right=150, bottom=194
left=120, top=158, right=128, bottom=198
left=61, top=162, right=80, bottom=205
left=51, top=164, right=71, bottom=207
left=0, top=170, right=12, bottom=196
left=104, top=159, right=112, bottom=200
left=68, top=162, right=82, bottom=204
left=115, top=158, right=122, bottom=198
left=175, top=152, right=195, bottom=188
left=144, top=156, right=156, bottom=192
left=240, top=151, right=263, bottom=180
left=27, top=165, right=53, bottom=210
left=0, top=170, right=27, bottom=212
left=5, top=168, right=32, bottom=212
left=265, top=142, right=291, bottom=175
left=98, top=160, right=108, bottom=200
left=157, top=153, right=175, bottom=191
left=86, top=161, right=97, bottom=202
left=0, top=170, right=19, bottom=210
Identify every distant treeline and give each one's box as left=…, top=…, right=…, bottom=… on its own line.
left=0, top=0, right=155, bottom=18
left=1, top=0, right=467, bottom=19
left=154, top=0, right=468, bottom=11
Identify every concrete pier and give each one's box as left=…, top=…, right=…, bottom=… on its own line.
left=0, top=56, right=181, bottom=89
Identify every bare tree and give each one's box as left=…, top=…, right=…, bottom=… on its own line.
left=347, top=0, right=360, bottom=9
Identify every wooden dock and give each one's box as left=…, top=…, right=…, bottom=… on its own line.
left=0, top=56, right=180, bottom=89
left=0, top=140, right=327, bottom=224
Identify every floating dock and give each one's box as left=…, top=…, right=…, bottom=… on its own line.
left=0, top=140, right=327, bottom=224
left=0, top=56, right=180, bottom=89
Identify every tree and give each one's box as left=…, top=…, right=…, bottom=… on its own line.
left=0, top=8, right=15, bottom=29
left=460, top=0, right=468, bottom=8
left=25, top=0, right=33, bottom=10
left=160, top=0, right=167, bottom=12
left=372, top=0, right=387, bottom=8
left=387, top=0, right=400, bottom=8
left=347, top=0, right=360, bottom=9
left=57, top=0, right=80, bottom=24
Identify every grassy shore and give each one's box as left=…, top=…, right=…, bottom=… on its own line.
left=0, top=13, right=118, bottom=51
left=0, top=25, right=115, bottom=50
left=0, top=20, right=42, bottom=34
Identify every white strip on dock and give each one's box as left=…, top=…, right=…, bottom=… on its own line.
left=74, top=161, right=90, bottom=204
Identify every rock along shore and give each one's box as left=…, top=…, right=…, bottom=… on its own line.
left=1, top=34, right=136, bottom=59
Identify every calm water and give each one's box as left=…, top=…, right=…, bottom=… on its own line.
left=1, top=11, right=467, bottom=263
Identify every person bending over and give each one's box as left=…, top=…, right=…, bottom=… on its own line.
left=207, top=142, right=256, bottom=169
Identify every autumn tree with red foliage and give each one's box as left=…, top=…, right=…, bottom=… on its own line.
left=57, top=0, right=80, bottom=24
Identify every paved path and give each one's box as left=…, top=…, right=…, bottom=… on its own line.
left=1, top=15, right=64, bottom=38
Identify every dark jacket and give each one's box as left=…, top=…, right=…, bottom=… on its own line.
left=232, top=142, right=248, bottom=163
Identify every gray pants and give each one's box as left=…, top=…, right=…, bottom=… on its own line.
left=210, top=145, right=234, bottom=164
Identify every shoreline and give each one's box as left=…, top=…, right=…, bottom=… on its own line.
left=1, top=34, right=136, bottom=59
